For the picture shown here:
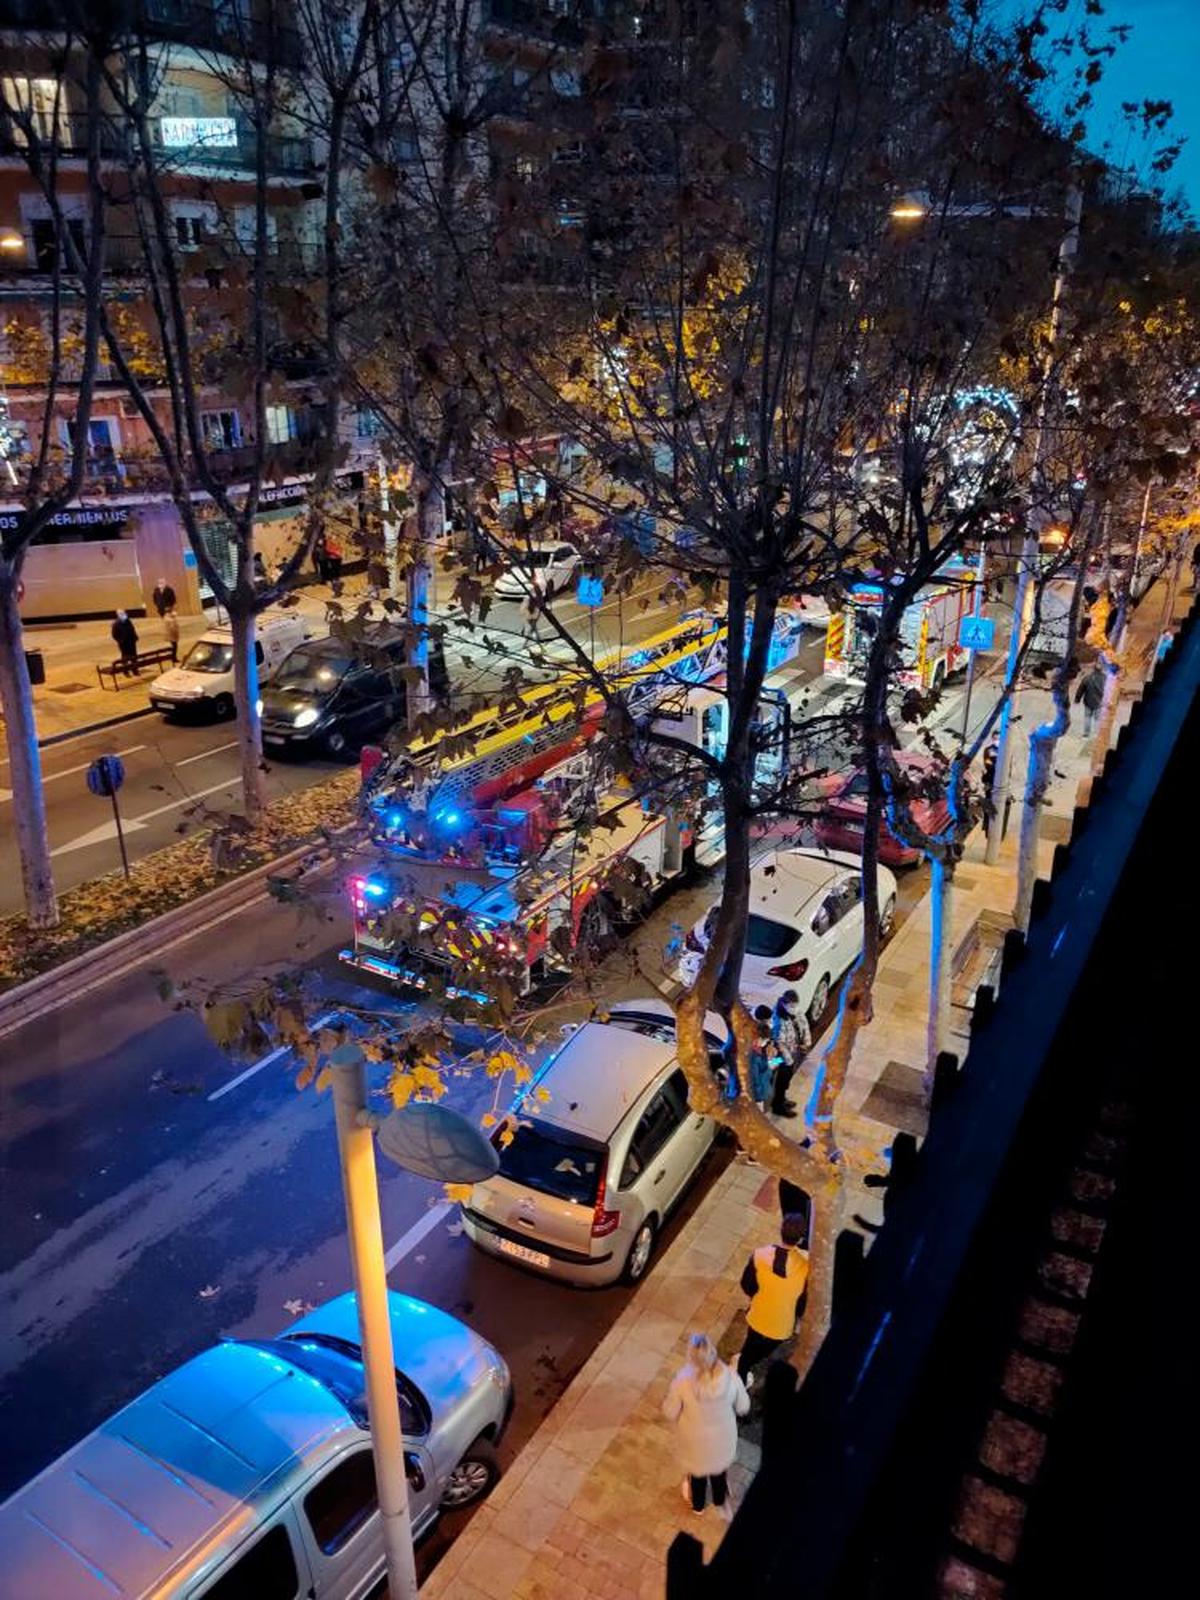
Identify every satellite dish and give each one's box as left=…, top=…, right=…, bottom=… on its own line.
left=376, top=1101, right=500, bottom=1184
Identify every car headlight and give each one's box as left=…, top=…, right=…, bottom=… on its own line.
left=293, top=707, right=319, bottom=729
left=255, top=698, right=263, bottom=716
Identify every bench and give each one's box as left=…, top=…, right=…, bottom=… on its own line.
left=96, top=645, right=177, bottom=690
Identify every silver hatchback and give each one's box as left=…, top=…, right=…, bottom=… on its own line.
left=462, top=1003, right=726, bottom=1286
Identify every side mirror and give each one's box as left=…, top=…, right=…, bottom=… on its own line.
left=404, top=1452, right=426, bottom=1492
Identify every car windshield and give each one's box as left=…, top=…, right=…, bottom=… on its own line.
left=745, top=913, right=797, bottom=958
left=183, top=640, right=233, bottom=674
left=256, top=1334, right=427, bottom=1435
left=275, top=649, right=351, bottom=692
left=511, top=549, right=555, bottom=569
left=497, top=1120, right=603, bottom=1205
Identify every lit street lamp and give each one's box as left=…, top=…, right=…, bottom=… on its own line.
left=328, top=1039, right=499, bottom=1600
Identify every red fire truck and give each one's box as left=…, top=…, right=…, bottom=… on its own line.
left=823, top=563, right=977, bottom=691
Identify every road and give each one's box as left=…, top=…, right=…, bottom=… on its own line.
left=0, top=582, right=693, bottom=913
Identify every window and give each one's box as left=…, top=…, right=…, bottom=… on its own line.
left=812, top=900, right=834, bottom=937
left=304, top=1450, right=378, bottom=1555
left=2, top=77, right=69, bottom=146
left=392, top=122, right=419, bottom=163
left=553, top=140, right=584, bottom=164
left=30, top=217, right=85, bottom=272
left=355, top=408, right=383, bottom=440
left=496, top=1121, right=604, bottom=1206
left=201, top=1524, right=298, bottom=1600
left=265, top=404, right=296, bottom=444
left=176, top=214, right=205, bottom=250
left=620, top=1088, right=684, bottom=1186
left=201, top=409, right=242, bottom=451
left=745, top=913, right=797, bottom=958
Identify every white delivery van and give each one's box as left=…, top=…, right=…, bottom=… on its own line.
left=150, top=610, right=318, bottom=719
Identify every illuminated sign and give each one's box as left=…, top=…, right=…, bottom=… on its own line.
left=159, top=116, right=238, bottom=149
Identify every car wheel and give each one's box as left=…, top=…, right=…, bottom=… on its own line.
left=440, top=1438, right=500, bottom=1510
left=808, top=975, right=830, bottom=1030
left=324, top=727, right=347, bottom=757
left=623, top=1217, right=657, bottom=1284
left=213, top=693, right=235, bottom=721
left=880, top=895, right=897, bottom=940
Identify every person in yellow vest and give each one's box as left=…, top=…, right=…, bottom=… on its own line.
left=736, top=1212, right=809, bottom=1386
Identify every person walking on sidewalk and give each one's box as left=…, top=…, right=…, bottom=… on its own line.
left=111, top=610, right=139, bottom=675
left=163, top=607, right=180, bottom=662
left=770, top=990, right=809, bottom=1119
left=521, top=589, right=543, bottom=642
left=1074, top=662, right=1106, bottom=738
left=736, top=1213, right=810, bottom=1388
left=662, top=1332, right=749, bottom=1520
left=151, top=578, right=176, bottom=618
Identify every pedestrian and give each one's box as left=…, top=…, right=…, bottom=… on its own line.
left=661, top=1332, right=749, bottom=1521
left=111, top=610, right=139, bottom=675
left=736, top=1212, right=810, bottom=1388
left=252, top=551, right=268, bottom=588
left=1073, top=661, right=1106, bottom=738
left=770, top=989, right=809, bottom=1119
left=472, top=524, right=491, bottom=574
left=163, top=607, right=180, bottom=662
left=312, top=532, right=327, bottom=580
left=151, top=577, right=176, bottom=618
left=521, top=590, right=543, bottom=641
left=750, top=1005, right=777, bottom=1111
left=323, top=532, right=344, bottom=582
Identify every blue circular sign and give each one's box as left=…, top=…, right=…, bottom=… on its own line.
left=86, top=755, right=126, bottom=798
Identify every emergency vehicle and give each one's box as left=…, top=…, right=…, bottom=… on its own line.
left=341, top=611, right=805, bottom=997
left=823, top=563, right=977, bottom=691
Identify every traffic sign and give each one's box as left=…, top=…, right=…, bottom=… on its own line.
left=86, top=756, right=130, bottom=877
left=576, top=574, right=604, bottom=608
left=959, top=615, right=995, bottom=652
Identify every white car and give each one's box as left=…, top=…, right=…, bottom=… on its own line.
left=679, top=847, right=898, bottom=1027
left=494, top=541, right=582, bottom=600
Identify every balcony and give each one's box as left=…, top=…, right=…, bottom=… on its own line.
left=150, top=117, right=314, bottom=178
left=0, top=113, right=129, bottom=161
left=141, top=1, right=304, bottom=70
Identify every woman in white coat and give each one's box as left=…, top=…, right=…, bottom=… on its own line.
left=662, top=1332, right=750, bottom=1518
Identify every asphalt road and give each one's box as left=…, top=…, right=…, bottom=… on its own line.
left=0, top=583, right=696, bottom=914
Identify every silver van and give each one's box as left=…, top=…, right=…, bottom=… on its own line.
left=462, top=1001, right=727, bottom=1287
left=0, top=1292, right=511, bottom=1600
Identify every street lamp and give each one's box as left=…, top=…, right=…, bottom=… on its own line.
left=0, top=227, right=24, bottom=252
left=328, top=1040, right=498, bottom=1600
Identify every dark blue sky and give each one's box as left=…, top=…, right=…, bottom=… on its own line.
left=1040, top=0, right=1200, bottom=218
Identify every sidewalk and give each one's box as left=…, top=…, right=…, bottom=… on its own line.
left=425, top=579, right=1192, bottom=1600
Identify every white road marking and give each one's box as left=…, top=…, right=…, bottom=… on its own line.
left=383, top=1202, right=453, bottom=1272
left=176, top=740, right=239, bottom=768
left=51, top=777, right=239, bottom=856
left=0, top=746, right=147, bottom=804
left=207, top=1010, right=336, bottom=1102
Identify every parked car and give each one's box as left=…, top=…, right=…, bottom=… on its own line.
left=494, top=540, right=581, bottom=600
left=0, top=1291, right=511, bottom=1600
left=463, top=1006, right=727, bottom=1287
left=810, top=751, right=950, bottom=867
left=260, top=627, right=449, bottom=757
left=149, top=610, right=317, bottom=720
left=678, top=847, right=899, bottom=1027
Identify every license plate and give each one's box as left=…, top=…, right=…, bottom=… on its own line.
left=498, top=1238, right=551, bottom=1269
left=263, top=734, right=285, bottom=745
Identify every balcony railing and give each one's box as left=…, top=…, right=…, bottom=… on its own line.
left=0, top=1, right=303, bottom=66
left=0, top=114, right=128, bottom=160
left=150, top=118, right=314, bottom=177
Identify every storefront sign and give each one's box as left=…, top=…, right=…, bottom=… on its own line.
left=160, top=116, right=238, bottom=149
left=1, top=505, right=130, bottom=537
left=255, top=469, right=365, bottom=512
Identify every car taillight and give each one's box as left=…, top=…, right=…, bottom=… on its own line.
left=685, top=928, right=704, bottom=953
left=591, top=1155, right=621, bottom=1238
left=767, top=957, right=809, bottom=980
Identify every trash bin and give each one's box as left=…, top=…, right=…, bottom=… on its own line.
left=24, top=649, right=45, bottom=686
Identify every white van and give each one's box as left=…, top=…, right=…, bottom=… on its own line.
left=150, top=610, right=318, bottom=719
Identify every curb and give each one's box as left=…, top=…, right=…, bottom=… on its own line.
left=38, top=705, right=158, bottom=749
left=0, top=840, right=330, bottom=1040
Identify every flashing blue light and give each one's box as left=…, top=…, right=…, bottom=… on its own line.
left=387, top=810, right=402, bottom=829
left=363, top=880, right=387, bottom=899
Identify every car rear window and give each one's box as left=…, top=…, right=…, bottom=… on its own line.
left=497, top=1121, right=603, bottom=1205
left=746, top=913, right=797, bottom=958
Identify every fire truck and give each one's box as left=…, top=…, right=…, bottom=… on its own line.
left=341, top=611, right=804, bottom=996
left=823, top=563, right=977, bottom=691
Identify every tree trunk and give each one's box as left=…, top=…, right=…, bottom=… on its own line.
left=0, top=567, right=58, bottom=927
left=924, top=851, right=953, bottom=1089
left=409, top=474, right=443, bottom=720
left=229, top=605, right=266, bottom=825
left=790, top=1164, right=844, bottom=1377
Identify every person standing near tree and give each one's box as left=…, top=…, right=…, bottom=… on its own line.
left=1074, top=662, right=1106, bottom=738
left=770, top=990, right=809, bottom=1119
left=661, top=1332, right=749, bottom=1521
left=736, top=1213, right=810, bottom=1389
left=151, top=577, right=176, bottom=618
left=163, top=606, right=180, bottom=662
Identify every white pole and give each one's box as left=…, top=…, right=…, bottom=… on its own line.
left=985, top=182, right=1083, bottom=864
left=330, top=1058, right=419, bottom=1600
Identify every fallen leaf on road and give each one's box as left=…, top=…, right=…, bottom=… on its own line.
left=414, top=1254, right=426, bottom=1265
left=283, top=1298, right=315, bottom=1316
left=198, top=1285, right=220, bottom=1299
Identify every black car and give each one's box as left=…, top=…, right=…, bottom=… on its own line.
left=260, top=629, right=448, bottom=756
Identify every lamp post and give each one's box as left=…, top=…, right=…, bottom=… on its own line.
left=327, top=1040, right=499, bottom=1600
left=985, top=183, right=1083, bottom=862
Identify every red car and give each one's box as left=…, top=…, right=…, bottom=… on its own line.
left=810, top=752, right=950, bottom=867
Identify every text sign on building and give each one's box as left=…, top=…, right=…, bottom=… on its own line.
left=160, top=116, right=238, bottom=149
left=959, top=615, right=996, bottom=652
